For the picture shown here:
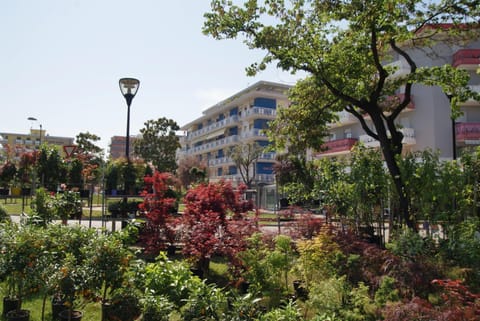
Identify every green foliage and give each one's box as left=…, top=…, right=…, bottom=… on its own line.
left=141, top=294, right=174, bottom=321
left=444, top=218, right=480, bottom=271
left=181, top=282, right=229, bottom=320
left=83, top=233, right=133, bottom=304
left=134, top=117, right=180, bottom=172
left=0, top=204, right=9, bottom=222
left=203, top=0, right=479, bottom=230
left=258, top=300, right=301, bottom=321
left=387, top=229, right=433, bottom=260
left=54, top=190, right=82, bottom=221
left=228, top=141, right=265, bottom=188
left=239, top=234, right=296, bottom=305
left=374, top=276, right=399, bottom=306
left=29, top=187, right=56, bottom=226
left=138, top=253, right=201, bottom=309
left=306, top=276, right=349, bottom=317
left=36, top=144, right=67, bottom=191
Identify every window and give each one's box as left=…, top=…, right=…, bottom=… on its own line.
left=254, top=97, right=276, bottom=109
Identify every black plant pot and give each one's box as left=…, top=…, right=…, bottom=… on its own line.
left=3, top=297, right=21, bottom=316
left=293, top=280, right=308, bottom=300
left=6, top=309, right=30, bottom=321
left=51, top=297, right=66, bottom=321
left=58, top=310, right=83, bottom=321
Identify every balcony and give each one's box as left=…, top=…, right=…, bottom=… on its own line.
left=189, top=115, right=239, bottom=141
left=456, top=122, right=480, bottom=144
left=329, top=110, right=357, bottom=128
left=240, top=128, right=268, bottom=140
left=379, top=93, right=415, bottom=111
left=318, top=138, right=358, bottom=156
left=459, top=85, right=480, bottom=107
left=452, top=49, right=480, bottom=69
left=187, top=135, right=239, bottom=155
left=240, top=106, right=276, bottom=120
left=359, top=128, right=416, bottom=148
left=385, top=59, right=410, bottom=79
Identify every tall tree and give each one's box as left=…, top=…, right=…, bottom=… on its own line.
left=204, top=0, right=480, bottom=229
left=176, top=155, right=207, bottom=189
left=228, top=141, right=264, bottom=188
left=75, top=132, right=102, bottom=157
left=134, top=117, right=180, bottom=172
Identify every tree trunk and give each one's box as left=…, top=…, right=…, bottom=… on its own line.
left=371, top=114, right=416, bottom=231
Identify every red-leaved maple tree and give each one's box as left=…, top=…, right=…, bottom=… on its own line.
left=179, top=180, right=258, bottom=276
left=138, top=171, right=179, bottom=254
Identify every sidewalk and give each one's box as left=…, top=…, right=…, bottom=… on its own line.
left=9, top=214, right=123, bottom=231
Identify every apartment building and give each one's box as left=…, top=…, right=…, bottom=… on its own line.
left=0, top=129, right=74, bottom=161
left=109, top=135, right=139, bottom=160
left=315, top=33, right=480, bottom=160
left=178, top=81, right=291, bottom=186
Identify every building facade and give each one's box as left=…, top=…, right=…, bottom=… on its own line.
left=109, top=135, right=138, bottom=160
left=315, top=35, right=480, bottom=160
left=0, top=129, right=74, bottom=162
left=178, top=81, right=291, bottom=186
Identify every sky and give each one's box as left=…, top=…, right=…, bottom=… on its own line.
left=1, top=0, right=303, bottom=154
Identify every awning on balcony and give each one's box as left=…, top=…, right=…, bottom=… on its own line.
left=206, top=129, right=225, bottom=140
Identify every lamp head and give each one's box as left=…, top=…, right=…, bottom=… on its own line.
left=119, top=78, right=140, bottom=106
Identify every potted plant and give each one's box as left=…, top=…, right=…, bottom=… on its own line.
left=54, top=191, right=82, bottom=224
left=84, top=233, right=134, bottom=321
left=29, top=188, right=56, bottom=226
left=51, top=253, right=92, bottom=321
left=0, top=225, right=45, bottom=319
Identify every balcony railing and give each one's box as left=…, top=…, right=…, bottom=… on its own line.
left=240, top=107, right=276, bottom=119
left=379, top=93, right=415, bottom=111
left=240, top=128, right=268, bottom=139
left=456, top=122, right=480, bottom=142
left=452, top=49, right=480, bottom=69
left=360, top=128, right=416, bottom=148
left=318, top=138, right=358, bottom=155
left=329, top=110, right=357, bottom=128
left=459, top=85, right=480, bottom=107
left=187, top=135, right=239, bottom=155
left=189, top=115, right=239, bottom=140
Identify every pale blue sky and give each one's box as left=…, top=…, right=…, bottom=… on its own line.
left=1, top=0, right=302, bottom=153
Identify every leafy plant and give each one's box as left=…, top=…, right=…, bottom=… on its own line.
left=138, top=172, right=180, bottom=254
left=180, top=180, right=257, bottom=276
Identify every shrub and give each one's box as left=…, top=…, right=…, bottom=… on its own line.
left=0, top=204, right=9, bottom=222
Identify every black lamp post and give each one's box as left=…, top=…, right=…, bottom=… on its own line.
left=119, top=78, right=140, bottom=198
left=119, top=78, right=140, bottom=162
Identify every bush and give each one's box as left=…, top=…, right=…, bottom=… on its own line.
left=0, top=204, right=9, bottom=222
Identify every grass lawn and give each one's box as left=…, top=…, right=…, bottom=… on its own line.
left=0, top=292, right=101, bottom=321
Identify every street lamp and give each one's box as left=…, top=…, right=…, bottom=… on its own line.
left=27, top=117, right=42, bottom=147
left=119, top=78, right=140, bottom=162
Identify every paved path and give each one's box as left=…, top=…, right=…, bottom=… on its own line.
left=9, top=214, right=124, bottom=231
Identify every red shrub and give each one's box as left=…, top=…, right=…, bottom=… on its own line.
left=179, top=180, right=258, bottom=275
left=138, top=172, right=179, bottom=254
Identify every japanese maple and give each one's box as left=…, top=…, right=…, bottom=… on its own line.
left=138, top=172, right=179, bottom=254
left=179, top=180, right=257, bottom=276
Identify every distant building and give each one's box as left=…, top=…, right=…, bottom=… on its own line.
left=109, top=135, right=138, bottom=160
left=178, top=81, right=291, bottom=186
left=0, top=129, right=74, bottom=162
left=314, top=30, right=480, bottom=160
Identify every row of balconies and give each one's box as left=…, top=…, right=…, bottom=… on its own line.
left=452, top=49, right=480, bottom=69
left=185, top=128, right=269, bottom=155
left=317, top=127, right=416, bottom=156
left=214, top=173, right=275, bottom=185
left=317, top=122, right=480, bottom=156
left=208, top=152, right=276, bottom=167
left=456, top=122, right=480, bottom=144
left=187, top=106, right=276, bottom=141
